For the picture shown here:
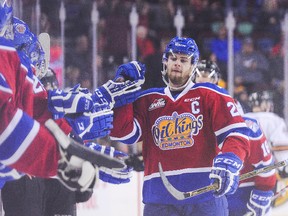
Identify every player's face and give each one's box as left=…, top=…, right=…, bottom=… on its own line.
left=166, top=53, right=193, bottom=88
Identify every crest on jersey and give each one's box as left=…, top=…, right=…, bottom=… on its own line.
left=152, top=111, right=203, bottom=150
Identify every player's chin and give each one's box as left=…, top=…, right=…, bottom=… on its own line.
left=169, top=77, right=185, bottom=86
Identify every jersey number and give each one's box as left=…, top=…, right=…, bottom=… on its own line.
left=227, top=102, right=241, bottom=117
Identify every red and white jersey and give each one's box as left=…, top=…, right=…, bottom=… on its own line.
left=0, top=38, right=71, bottom=178
left=245, top=111, right=288, bottom=162
left=227, top=116, right=276, bottom=215
left=240, top=116, right=276, bottom=190
left=111, top=82, right=250, bottom=204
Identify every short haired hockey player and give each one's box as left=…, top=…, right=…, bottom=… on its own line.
left=195, top=60, right=277, bottom=216
left=109, top=36, right=250, bottom=216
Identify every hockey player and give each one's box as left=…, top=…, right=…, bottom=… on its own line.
left=245, top=91, right=288, bottom=207
left=194, top=60, right=277, bottom=216
left=109, top=36, right=250, bottom=216
left=0, top=0, right=98, bottom=191
left=0, top=6, right=134, bottom=215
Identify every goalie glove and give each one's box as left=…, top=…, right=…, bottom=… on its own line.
left=85, top=142, right=133, bottom=184
left=209, top=152, right=243, bottom=197
left=246, top=189, right=274, bottom=216
left=65, top=109, right=113, bottom=141
left=45, top=120, right=98, bottom=192
left=48, top=84, right=94, bottom=114
left=113, top=61, right=146, bottom=82
left=57, top=150, right=98, bottom=192
left=93, top=79, right=144, bottom=109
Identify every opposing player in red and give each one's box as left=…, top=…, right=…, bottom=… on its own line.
left=194, top=60, right=277, bottom=216
left=109, top=37, right=250, bottom=216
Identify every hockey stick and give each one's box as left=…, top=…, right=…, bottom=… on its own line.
left=271, top=145, right=288, bottom=151
left=272, top=184, right=288, bottom=202
left=45, top=119, right=126, bottom=169
left=158, top=159, right=288, bottom=200
left=38, top=32, right=50, bottom=72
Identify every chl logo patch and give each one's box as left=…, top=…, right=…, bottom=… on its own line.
left=148, top=98, right=166, bottom=111
left=15, top=23, right=26, bottom=34
left=152, top=111, right=203, bottom=150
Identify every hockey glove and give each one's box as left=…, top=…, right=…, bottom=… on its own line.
left=48, top=84, right=93, bottom=114
left=113, top=61, right=146, bottom=82
left=85, top=142, right=133, bottom=184
left=0, top=164, right=23, bottom=189
left=65, top=109, right=114, bottom=141
left=93, top=79, right=144, bottom=108
left=209, top=152, right=243, bottom=197
left=246, top=189, right=274, bottom=216
left=125, top=153, right=144, bottom=172
left=278, top=164, right=288, bottom=178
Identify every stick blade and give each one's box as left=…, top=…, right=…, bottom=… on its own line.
left=38, top=32, right=50, bottom=68
left=158, top=162, right=185, bottom=200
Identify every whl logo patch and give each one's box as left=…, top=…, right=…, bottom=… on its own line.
left=148, top=98, right=165, bottom=111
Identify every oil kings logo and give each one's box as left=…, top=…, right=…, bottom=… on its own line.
left=152, top=111, right=203, bottom=150
left=148, top=98, right=165, bottom=111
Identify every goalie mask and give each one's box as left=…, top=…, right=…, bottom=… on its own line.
left=13, top=17, right=47, bottom=79
left=248, top=91, right=274, bottom=112
left=193, top=60, right=220, bottom=84
left=162, top=36, right=199, bottom=90
left=0, top=0, right=13, bottom=39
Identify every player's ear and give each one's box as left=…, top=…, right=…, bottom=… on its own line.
left=162, top=60, right=168, bottom=67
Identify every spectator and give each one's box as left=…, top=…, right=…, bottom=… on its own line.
left=209, top=23, right=242, bottom=81
left=66, top=34, right=92, bottom=76
left=65, top=65, right=81, bottom=89
left=142, top=37, right=168, bottom=89
left=136, top=25, right=156, bottom=62
left=149, top=0, right=175, bottom=38
left=102, top=0, right=131, bottom=65
left=234, top=37, right=270, bottom=94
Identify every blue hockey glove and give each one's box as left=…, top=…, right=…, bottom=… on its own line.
left=209, top=152, right=243, bottom=197
left=0, top=164, right=24, bottom=189
left=113, top=61, right=146, bottom=82
left=65, top=109, right=113, bottom=141
left=85, top=142, right=133, bottom=184
left=246, top=189, right=274, bottom=216
left=48, top=84, right=93, bottom=114
left=92, top=79, right=144, bottom=108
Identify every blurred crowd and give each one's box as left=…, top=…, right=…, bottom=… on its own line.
left=19, top=0, right=288, bottom=117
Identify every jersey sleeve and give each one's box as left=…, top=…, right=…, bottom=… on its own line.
left=205, top=87, right=250, bottom=161
left=0, top=45, right=61, bottom=178
left=109, top=103, right=142, bottom=144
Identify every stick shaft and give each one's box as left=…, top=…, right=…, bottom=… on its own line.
left=183, top=160, right=287, bottom=198
left=271, top=146, right=288, bottom=151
